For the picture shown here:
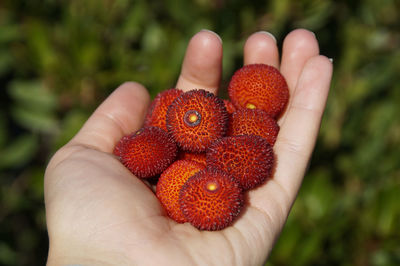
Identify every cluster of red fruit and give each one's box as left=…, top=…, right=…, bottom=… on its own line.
left=114, top=64, right=289, bottom=231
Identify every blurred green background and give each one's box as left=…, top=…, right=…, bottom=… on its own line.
left=0, top=0, right=399, bottom=265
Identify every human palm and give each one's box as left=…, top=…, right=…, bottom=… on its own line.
left=45, top=29, right=332, bottom=265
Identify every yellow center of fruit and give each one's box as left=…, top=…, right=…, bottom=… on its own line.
left=184, top=110, right=202, bottom=127
left=189, top=114, right=198, bottom=123
left=246, top=103, right=256, bottom=109
left=206, top=181, right=219, bottom=192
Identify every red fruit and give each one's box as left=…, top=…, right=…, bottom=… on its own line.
left=156, top=160, right=205, bottom=223
left=144, top=88, right=183, bottom=131
left=113, top=135, right=129, bottom=158
left=228, top=64, right=289, bottom=118
left=228, top=108, right=279, bottom=146
left=178, top=151, right=207, bottom=166
left=113, top=126, right=178, bottom=178
left=166, top=89, right=228, bottom=152
left=223, top=99, right=237, bottom=115
left=179, top=168, right=243, bottom=231
left=223, top=99, right=236, bottom=131
left=206, top=135, right=274, bottom=190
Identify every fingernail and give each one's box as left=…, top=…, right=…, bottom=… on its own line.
left=329, top=58, right=333, bottom=63
left=256, top=31, right=277, bottom=43
left=200, top=29, right=222, bottom=44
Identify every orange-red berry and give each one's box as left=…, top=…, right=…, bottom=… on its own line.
left=144, top=88, right=183, bottom=131
left=179, top=168, right=243, bottom=231
left=114, top=126, right=178, bottom=178
left=156, top=160, right=205, bottom=223
left=177, top=151, right=207, bottom=166
left=228, top=108, right=279, bottom=146
left=166, top=89, right=228, bottom=152
left=206, top=135, right=274, bottom=190
left=228, top=64, right=289, bottom=118
left=223, top=99, right=237, bottom=115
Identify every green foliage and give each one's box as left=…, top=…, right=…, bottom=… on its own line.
left=8, top=80, right=58, bottom=133
left=0, top=0, right=399, bottom=265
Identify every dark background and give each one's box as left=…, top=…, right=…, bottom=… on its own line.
left=0, top=0, right=399, bottom=265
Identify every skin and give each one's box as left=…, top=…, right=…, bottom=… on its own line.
left=45, top=29, right=332, bottom=265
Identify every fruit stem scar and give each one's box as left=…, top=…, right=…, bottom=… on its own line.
left=184, top=110, right=202, bottom=127
left=189, top=114, right=198, bottom=122
left=246, top=103, right=256, bottom=109
left=206, top=181, right=219, bottom=192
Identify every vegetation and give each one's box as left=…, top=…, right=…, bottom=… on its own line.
left=0, top=0, right=399, bottom=265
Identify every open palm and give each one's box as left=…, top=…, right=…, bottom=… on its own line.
left=45, top=29, right=332, bottom=266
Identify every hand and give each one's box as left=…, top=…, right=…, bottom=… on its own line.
left=45, top=29, right=332, bottom=265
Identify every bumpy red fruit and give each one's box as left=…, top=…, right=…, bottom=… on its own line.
left=179, top=168, right=243, bottom=231
left=113, top=135, right=130, bottom=158
left=228, top=108, right=279, bottom=146
left=156, top=160, right=205, bottom=223
left=177, top=151, right=207, bottom=166
left=223, top=99, right=236, bottom=130
left=223, top=99, right=237, bottom=115
left=144, top=88, right=183, bottom=131
left=228, top=64, right=289, bottom=118
left=113, top=126, right=178, bottom=178
left=166, top=89, right=228, bottom=152
left=206, top=135, right=274, bottom=190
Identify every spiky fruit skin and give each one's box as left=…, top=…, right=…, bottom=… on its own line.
left=228, top=64, right=289, bottom=118
left=178, top=151, right=207, bottom=166
left=179, top=168, right=243, bottom=231
left=223, top=99, right=237, bottom=115
left=113, top=135, right=129, bottom=158
left=223, top=99, right=236, bottom=131
left=114, top=126, right=178, bottom=178
left=156, top=160, right=205, bottom=223
left=206, top=135, right=274, bottom=190
left=228, top=108, right=279, bottom=146
left=166, top=89, right=228, bottom=152
left=144, top=88, right=183, bottom=131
